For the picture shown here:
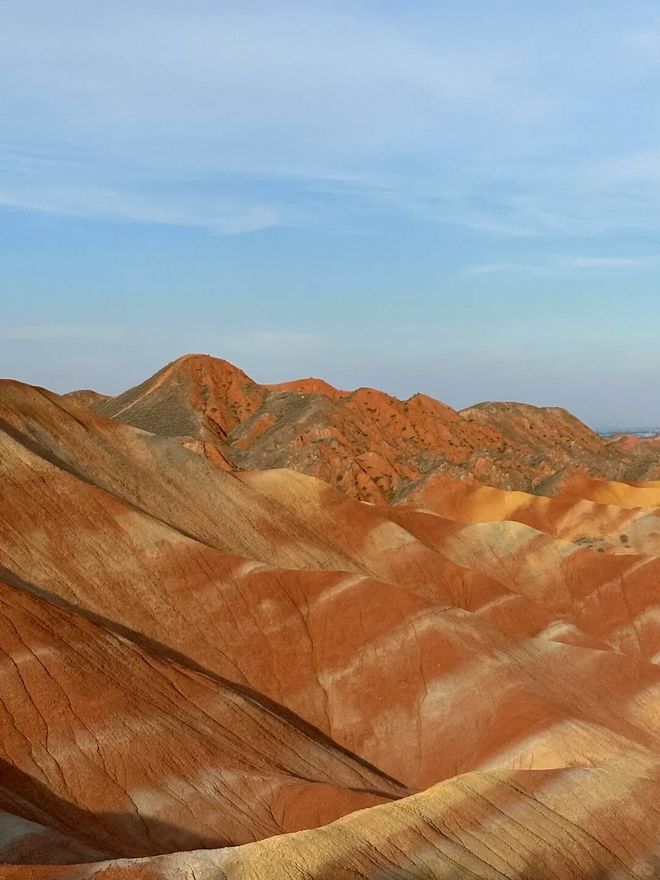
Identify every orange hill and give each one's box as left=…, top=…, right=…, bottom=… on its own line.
left=2, top=365, right=660, bottom=877
left=90, top=353, right=659, bottom=502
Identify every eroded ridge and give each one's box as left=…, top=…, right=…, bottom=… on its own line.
left=2, top=367, right=660, bottom=878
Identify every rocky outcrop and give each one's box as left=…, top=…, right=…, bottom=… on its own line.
left=89, top=354, right=659, bottom=502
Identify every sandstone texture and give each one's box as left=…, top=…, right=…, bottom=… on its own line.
left=2, top=359, right=660, bottom=878
left=94, top=354, right=660, bottom=502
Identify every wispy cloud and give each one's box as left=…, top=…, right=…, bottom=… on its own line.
left=562, top=256, right=647, bottom=269
left=0, top=171, right=278, bottom=234
left=465, top=262, right=535, bottom=276
left=466, top=255, right=652, bottom=276
left=1, top=2, right=660, bottom=244
left=0, top=324, right=117, bottom=340
left=0, top=2, right=555, bottom=235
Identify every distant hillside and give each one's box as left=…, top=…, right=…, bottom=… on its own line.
left=88, top=353, right=660, bottom=501
left=62, top=389, right=111, bottom=408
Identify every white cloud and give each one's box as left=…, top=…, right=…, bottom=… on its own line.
left=562, top=256, right=647, bottom=269
left=465, top=262, right=533, bottom=276
left=0, top=176, right=278, bottom=235
left=0, top=2, right=659, bottom=243
left=0, top=2, right=548, bottom=235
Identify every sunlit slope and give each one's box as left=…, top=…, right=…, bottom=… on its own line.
left=3, top=374, right=660, bottom=877
left=89, top=353, right=658, bottom=501
left=9, top=766, right=660, bottom=880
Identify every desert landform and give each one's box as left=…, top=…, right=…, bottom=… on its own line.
left=2, top=354, right=660, bottom=878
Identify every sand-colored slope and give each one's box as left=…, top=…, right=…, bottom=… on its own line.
left=239, top=469, right=660, bottom=665
left=404, top=470, right=660, bottom=555
left=395, top=476, right=660, bottom=662
left=10, top=766, right=660, bottom=879
left=557, top=473, right=660, bottom=509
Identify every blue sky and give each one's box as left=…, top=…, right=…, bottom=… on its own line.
left=2, top=1, right=660, bottom=427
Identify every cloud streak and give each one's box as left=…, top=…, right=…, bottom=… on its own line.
left=0, top=1, right=610, bottom=237
left=465, top=254, right=653, bottom=277
left=0, top=1, right=659, bottom=249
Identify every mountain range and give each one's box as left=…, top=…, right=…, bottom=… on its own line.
left=2, top=354, right=660, bottom=878
left=74, top=353, right=660, bottom=500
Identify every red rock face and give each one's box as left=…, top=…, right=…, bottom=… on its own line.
left=2, top=363, right=660, bottom=878
left=93, top=354, right=660, bottom=502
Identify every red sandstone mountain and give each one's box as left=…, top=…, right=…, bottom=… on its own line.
left=2, top=361, right=660, bottom=878
left=92, top=353, right=660, bottom=502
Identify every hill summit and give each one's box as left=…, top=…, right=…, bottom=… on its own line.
left=85, top=353, right=660, bottom=501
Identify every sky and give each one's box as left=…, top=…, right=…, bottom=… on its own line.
left=2, top=1, right=660, bottom=429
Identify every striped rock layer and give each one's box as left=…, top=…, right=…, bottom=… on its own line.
left=1, top=366, right=660, bottom=878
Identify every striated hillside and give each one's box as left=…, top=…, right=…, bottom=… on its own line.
left=91, top=353, right=659, bottom=502
left=20, top=766, right=660, bottom=879
left=2, top=368, right=660, bottom=878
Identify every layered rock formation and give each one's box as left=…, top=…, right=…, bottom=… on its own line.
left=91, top=353, right=660, bottom=502
left=2, top=359, right=660, bottom=878
left=19, top=767, right=660, bottom=879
